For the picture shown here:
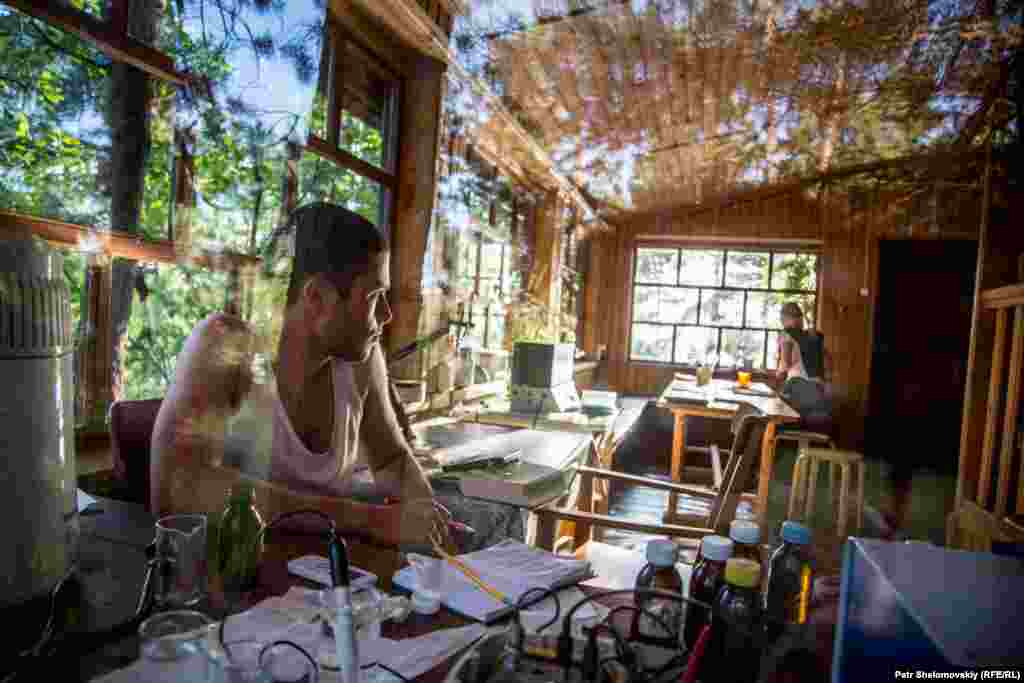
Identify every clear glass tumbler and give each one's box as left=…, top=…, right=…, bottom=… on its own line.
left=155, top=514, right=208, bottom=607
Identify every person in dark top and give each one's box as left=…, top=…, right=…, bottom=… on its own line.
left=775, top=302, right=833, bottom=435
left=776, top=302, right=827, bottom=383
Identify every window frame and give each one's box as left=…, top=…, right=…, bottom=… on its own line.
left=627, top=243, right=821, bottom=370
left=305, top=19, right=402, bottom=231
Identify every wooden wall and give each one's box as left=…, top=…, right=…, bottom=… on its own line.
left=585, top=185, right=982, bottom=449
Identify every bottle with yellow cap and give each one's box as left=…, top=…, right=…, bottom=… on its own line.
left=702, top=558, right=764, bottom=683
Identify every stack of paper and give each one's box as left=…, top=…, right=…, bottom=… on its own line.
left=393, top=539, right=593, bottom=623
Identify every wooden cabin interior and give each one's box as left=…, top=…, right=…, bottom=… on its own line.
left=0, top=0, right=1021, bottom=678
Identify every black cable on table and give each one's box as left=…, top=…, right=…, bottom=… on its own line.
left=361, top=661, right=412, bottom=682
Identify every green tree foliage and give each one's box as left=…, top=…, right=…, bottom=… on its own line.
left=0, top=1, right=386, bottom=402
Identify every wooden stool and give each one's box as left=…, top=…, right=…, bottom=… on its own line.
left=788, top=446, right=865, bottom=539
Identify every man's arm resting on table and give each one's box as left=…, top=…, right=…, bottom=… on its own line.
left=158, top=459, right=390, bottom=542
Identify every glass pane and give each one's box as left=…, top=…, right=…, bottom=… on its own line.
left=467, top=310, right=487, bottom=348
left=674, top=327, right=717, bottom=365
left=746, top=292, right=782, bottom=329
left=57, top=247, right=86, bottom=346
left=297, top=151, right=385, bottom=227
left=725, top=251, right=770, bottom=288
left=162, top=0, right=323, bottom=144
left=630, top=324, right=673, bottom=362
left=771, top=253, right=819, bottom=291
left=766, top=331, right=780, bottom=370
left=679, top=250, right=724, bottom=286
left=477, top=277, right=501, bottom=302
left=700, top=290, right=743, bottom=327
left=635, top=249, right=678, bottom=285
left=721, top=329, right=765, bottom=370
left=489, top=312, right=506, bottom=350
left=340, top=41, right=398, bottom=172
left=480, top=242, right=502, bottom=279
left=0, top=10, right=174, bottom=239
left=773, top=294, right=817, bottom=328
left=633, top=286, right=661, bottom=323
left=123, top=263, right=229, bottom=400
left=662, top=288, right=700, bottom=324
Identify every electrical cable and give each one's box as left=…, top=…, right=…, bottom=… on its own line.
left=558, top=589, right=712, bottom=683
left=258, top=640, right=318, bottom=682
left=361, top=661, right=412, bottom=682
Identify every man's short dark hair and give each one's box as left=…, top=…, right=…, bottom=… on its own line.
left=273, top=203, right=389, bottom=306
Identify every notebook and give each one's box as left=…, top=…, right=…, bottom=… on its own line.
left=392, top=539, right=593, bottom=623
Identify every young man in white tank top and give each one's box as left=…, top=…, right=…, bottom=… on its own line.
left=150, top=204, right=450, bottom=549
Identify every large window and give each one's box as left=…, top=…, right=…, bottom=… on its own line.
left=438, top=144, right=527, bottom=352
left=629, top=247, right=819, bottom=369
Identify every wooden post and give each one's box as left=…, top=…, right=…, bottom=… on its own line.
left=388, top=54, right=446, bottom=382
left=76, top=253, right=114, bottom=429
left=524, top=190, right=567, bottom=338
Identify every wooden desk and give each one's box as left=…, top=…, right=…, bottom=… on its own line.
left=656, top=376, right=799, bottom=539
left=75, top=497, right=474, bottom=682
left=462, top=398, right=646, bottom=548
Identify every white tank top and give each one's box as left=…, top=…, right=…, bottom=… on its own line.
left=224, top=358, right=373, bottom=497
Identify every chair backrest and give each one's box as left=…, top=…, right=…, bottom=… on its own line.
left=109, top=398, right=163, bottom=509
left=707, top=406, right=769, bottom=534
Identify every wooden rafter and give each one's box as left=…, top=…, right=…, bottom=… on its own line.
left=0, top=211, right=261, bottom=271
left=4, top=0, right=187, bottom=85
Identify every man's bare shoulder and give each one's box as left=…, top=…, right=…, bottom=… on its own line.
left=164, top=312, right=255, bottom=406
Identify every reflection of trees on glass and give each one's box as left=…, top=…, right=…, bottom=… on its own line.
left=0, top=0, right=332, bottom=404
left=630, top=247, right=819, bottom=369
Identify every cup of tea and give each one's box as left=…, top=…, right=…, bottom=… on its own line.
left=737, top=371, right=752, bottom=387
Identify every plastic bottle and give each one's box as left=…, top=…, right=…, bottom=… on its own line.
left=632, top=539, right=684, bottom=648
left=703, top=558, right=764, bottom=683
left=217, top=483, right=265, bottom=599
left=729, top=519, right=762, bottom=566
left=763, top=520, right=815, bottom=642
left=682, top=535, right=733, bottom=650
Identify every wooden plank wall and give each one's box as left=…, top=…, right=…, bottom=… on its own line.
left=586, top=186, right=983, bottom=449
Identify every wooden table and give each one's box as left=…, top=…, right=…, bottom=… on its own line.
left=73, top=496, right=474, bottom=682
left=463, top=397, right=647, bottom=547
left=656, top=376, right=800, bottom=539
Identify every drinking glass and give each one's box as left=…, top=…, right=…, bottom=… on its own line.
left=737, top=371, right=752, bottom=387
left=139, top=609, right=215, bottom=661
left=155, top=514, right=208, bottom=607
left=207, top=640, right=319, bottom=683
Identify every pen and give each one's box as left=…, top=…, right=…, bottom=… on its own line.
left=379, top=498, right=476, bottom=535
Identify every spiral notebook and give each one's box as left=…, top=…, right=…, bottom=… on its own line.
left=392, top=539, right=593, bottom=623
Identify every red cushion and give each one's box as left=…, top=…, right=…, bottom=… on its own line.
left=109, top=399, right=163, bottom=508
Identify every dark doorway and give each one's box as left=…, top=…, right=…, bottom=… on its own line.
left=867, top=240, right=977, bottom=475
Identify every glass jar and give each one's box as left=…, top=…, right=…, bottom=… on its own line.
left=633, top=539, right=685, bottom=648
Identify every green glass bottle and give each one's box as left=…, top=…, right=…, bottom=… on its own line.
left=217, top=484, right=265, bottom=598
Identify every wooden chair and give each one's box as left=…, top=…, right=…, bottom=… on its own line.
left=533, top=407, right=769, bottom=553
left=109, top=398, right=164, bottom=510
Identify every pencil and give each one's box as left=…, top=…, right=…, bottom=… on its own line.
left=435, top=547, right=510, bottom=605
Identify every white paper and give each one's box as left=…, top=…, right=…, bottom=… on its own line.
left=368, top=624, right=487, bottom=680
left=580, top=542, right=648, bottom=590
left=393, top=540, right=592, bottom=622
left=77, top=488, right=98, bottom=511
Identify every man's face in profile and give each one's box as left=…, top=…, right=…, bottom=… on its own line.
left=319, top=249, right=392, bottom=362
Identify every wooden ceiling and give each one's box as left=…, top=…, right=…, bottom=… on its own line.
left=451, top=0, right=848, bottom=222
left=485, top=3, right=810, bottom=218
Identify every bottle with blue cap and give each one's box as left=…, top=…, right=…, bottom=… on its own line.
left=763, top=520, right=814, bottom=641
left=729, top=519, right=762, bottom=567
left=632, top=539, right=685, bottom=648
